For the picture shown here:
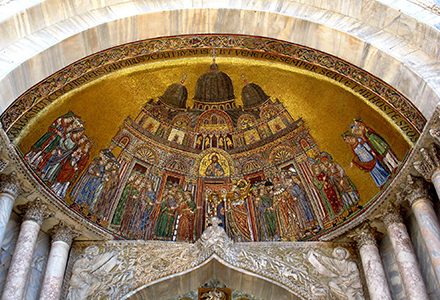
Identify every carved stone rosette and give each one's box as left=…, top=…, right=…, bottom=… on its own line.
left=413, top=144, right=440, bottom=181
left=51, top=223, right=77, bottom=246
left=20, top=199, right=51, bottom=225
left=0, top=173, right=19, bottom=198
left=398, top=175, right=431, bottom=206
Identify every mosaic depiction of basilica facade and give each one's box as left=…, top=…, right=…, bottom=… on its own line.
left=23, top=62, right=399, bottom=242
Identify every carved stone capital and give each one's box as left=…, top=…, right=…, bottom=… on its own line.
left=398, top=175, right=431, bottom=206
left=51, top=223, right=78, bottom=246
left=430, top=127, right=440, bottom=145
left=351, top=222, right=378, bottom=248
left=413, top=144, right=440, bottom=181
left=19, top=199, right=52, bottom=225
left=382, top=204, right=403, bottom=227
left=0, top=173, right=19, bottom=198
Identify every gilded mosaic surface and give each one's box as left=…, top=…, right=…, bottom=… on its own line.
left=15, top=52, right=411, bottom=241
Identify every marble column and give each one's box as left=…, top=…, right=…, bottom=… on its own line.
left=1, top=200, right=50, bottom=300
left=383, top=205, right=429, bottom=300
left=353, top=223, right=392, bottom=300
left=39, top=223, right=75, bottom=300
left=0, top=173, right=18, bottom=247
left=400, top=175, right=440, bottom=286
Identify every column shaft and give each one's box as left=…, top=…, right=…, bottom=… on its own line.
left=431, top=170, right=440, bottom=200
left=386, top=219, right=428, bottom=300
left=39, top=224, right=74, bottom=300
left=0, top=192, right=15, bottom=246
left=353, top=223, right=392, bottom=300
left=1, top=219, right=41, bottom=299
left=412, top=197, right=440, bottom=285
left=0, top=174, right=18, bottom=246
left=39, top=241, right=70, bottom=300
left=358, top=243, right=392, bottom=300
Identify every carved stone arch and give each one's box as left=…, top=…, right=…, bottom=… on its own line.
left=133, top=144, right=158, bottom=165
left=193, top=148, right=235, bottom=177
left=123, top=257, right=300, bottom=300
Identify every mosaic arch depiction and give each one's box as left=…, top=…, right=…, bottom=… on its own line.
left=13, top=35, right=415, bottom=242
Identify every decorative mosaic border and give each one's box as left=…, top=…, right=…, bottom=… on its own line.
left=0, top=34, right=426, bottom=142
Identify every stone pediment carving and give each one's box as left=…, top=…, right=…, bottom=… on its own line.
left=66, top=219, right=364, bottom=300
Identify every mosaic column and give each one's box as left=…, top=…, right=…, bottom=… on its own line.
left=0, top=173, right=18, bottom=246
left=1, top=200, right=50, bottom=300
left=383, top=205, right=429, bottom=300
left=413, top=144, right=440, bottom=199
left=353, top=223, right=392, bottom=300
left=40, top=223, right=75, bottom=300
left=400, top=175, right=440, bottom=286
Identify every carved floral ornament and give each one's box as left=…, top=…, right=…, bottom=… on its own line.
left=66, top=217, right=364, bottom=300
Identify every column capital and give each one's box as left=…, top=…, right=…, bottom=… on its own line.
left=19, top=199, right=52, bottom=225
left=430, top=125, right=440, bottom=146
left=382, top=204, right=403, bottom=227
left=351, top=222, right=378, bottom=248
left=0, top=173, right=19, bottom=198
left=51, top=222, right=78, bottom=246
left=397, top=175, right=431, bottom=206
left=413, top=143, right=440, bottom=181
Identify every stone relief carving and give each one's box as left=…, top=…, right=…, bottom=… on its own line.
left=306, top=247, right=364, bottom=300
left=67, top=218, right=364, bottom=299
left=66, top=245, right=132, bottom=299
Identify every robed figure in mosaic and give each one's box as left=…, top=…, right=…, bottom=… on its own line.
left=343, top=133, right=390, bottom=187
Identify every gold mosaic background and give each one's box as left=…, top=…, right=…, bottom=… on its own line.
left=16, top=57, right=411, bottom=204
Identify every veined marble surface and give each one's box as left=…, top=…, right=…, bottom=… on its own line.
left=0, top=0, right=439, bottom=122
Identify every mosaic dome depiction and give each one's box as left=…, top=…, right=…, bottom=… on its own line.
left=10, top=36, right=414, bottom=243
left=2, top=3, right=440, bottom=295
